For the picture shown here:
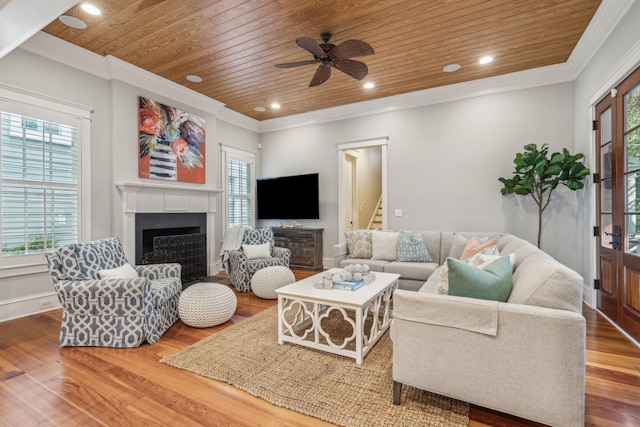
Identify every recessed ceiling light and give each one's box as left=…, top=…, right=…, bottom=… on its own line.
left=254, top=107, right=266, bottom=112
left=271, top=103, right=281, bottom=109
left=443, top=64, right=461, bottom=72
left=59, top=15, right=87, bottom=29
left=80, top=3, right=102, bottom=16
left=81, top=3, right=101, bottom=16
left=186, top=75, right=203, bottom=83
left=479, top=56, right=493, bottom=65
left=363, top=82, right=375, bottom=89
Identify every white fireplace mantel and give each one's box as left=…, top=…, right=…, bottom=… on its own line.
left=115, top=182, right=224, bottom=275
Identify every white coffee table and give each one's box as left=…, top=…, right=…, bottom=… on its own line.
left=276, top=269, right=400, bottom=364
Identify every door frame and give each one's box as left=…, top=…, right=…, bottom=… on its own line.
left=344, top=150, right=359, bottom=231
left=587, top=45, right=640, bottom=308
left=337, top=137, right=388, bottom=243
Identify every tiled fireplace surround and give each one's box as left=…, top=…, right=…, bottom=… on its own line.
left=115, top=182, right=223, bottom=276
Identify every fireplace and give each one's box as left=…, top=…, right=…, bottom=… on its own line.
left=115, top=182, right=223, bottom=280
left=135, top=213, right=207, bottom=286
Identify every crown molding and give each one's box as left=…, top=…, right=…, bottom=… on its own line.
left=217, top=107, right=260, bottom=132
left=0, top=0, right=80, bottom=59
left=567, top=0, right=635, bottom=79
left=20, top=32, right=225, bottom=116
left=21, top=31, right=110, bottom=79
left=105, top=55, right=225, bottom=115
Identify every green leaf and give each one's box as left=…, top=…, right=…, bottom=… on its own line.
left=550, top=153, right=565, bottom=164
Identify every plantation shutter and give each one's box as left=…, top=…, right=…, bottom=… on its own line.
left=227, top=157, right=253, bottom=228
left=0, top=109, right=79, bottom=256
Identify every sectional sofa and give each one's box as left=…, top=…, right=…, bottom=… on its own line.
left=333, top=230, right=586, bottom=427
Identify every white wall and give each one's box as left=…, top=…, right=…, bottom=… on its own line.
left=0, top=48, right=260, bottom=320
left=0, top=48, right=110, bottom=319
left=573, top=0, right=640, bottom=305
left=260, top=82, right=579, bottom=270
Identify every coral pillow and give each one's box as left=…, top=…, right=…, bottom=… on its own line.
left=460, top=236, right=499, bottom=260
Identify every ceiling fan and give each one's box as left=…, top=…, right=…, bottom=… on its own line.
left=275, top=33, right=374, bottom=87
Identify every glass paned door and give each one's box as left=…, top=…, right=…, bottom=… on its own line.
left=596, top=66, right=640, bottom=342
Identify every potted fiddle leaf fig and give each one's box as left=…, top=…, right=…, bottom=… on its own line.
left=499, top=143, right=590, bottom=248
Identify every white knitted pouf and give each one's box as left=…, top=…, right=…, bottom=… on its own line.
left=178, top=283, right=237, bottom=328
left=251, top=266, right=296, bottom=299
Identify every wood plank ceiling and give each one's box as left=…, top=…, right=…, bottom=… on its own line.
left=43, top=0, right=602, bottom=120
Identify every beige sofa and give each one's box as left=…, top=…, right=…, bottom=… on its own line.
left=334, top=231, right=586, bottom=427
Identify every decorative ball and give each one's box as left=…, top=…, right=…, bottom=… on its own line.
left=362, top=264, right=370, bottom=272
left=314, top=280, right=324, bottom=289
left=332, top=274, right=342, bottom=283
left=353, top=272, right=363, bottom=281
left=323, top=279, right=333, bottom=289
left=324, top=271, right=333, bottom=280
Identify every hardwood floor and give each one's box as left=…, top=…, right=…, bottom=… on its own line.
left=1, top=270, right=639, bottom=427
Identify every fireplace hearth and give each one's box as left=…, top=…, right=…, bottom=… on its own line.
left=135, top=213, right=208, bottom=286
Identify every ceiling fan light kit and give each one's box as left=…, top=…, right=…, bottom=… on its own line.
left=275, top=33, right=375, bottom=87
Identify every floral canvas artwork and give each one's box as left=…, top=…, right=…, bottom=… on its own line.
left=138, top=97, right=205, bottom=183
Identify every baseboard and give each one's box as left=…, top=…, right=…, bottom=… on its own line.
left=0, top=291, right=61, bottom=322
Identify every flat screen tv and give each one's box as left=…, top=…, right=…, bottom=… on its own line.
left=256, top=173, right=319, bottom=220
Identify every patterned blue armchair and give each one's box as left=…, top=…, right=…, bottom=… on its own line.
left=45, top=237, right=181, bottom=347
left=228, top=228, right=291, bottom=292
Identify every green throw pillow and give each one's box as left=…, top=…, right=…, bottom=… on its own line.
left=447, top=256, right=513, bottom=302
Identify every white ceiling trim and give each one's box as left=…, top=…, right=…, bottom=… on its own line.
left=566, top=0, right=635, bottom=79
left=15, top=0, right=631, bottom=133
left=0, top=0, right=80, bottom=59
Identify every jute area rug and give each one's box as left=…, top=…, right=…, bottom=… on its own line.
left=161, top=306, right=469, bottom=426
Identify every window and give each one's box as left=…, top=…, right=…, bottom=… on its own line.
left=221, top=145, right=255, bottom=229
left=0, top=86, right=91, bottom=272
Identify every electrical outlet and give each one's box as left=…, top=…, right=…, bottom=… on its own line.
left=394, top=209, right=403, bottom=217
left=39, top=299, right=54, bottom=309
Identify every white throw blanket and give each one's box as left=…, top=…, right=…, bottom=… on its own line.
left=220, top=226, right=247, bottom=273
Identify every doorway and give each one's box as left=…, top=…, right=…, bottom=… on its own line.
left=337, top=137, right=388, bottom=241
left=595, top=65, right=640, bottom=342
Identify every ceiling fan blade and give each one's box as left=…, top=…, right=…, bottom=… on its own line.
left=309, top=64, right=331, bottom=87
left=332, top=59, right=368, bottom=81
left=329, top=40, right=374, bottom=60
left=296, top=37, right=326, bottom=58
left=275, top=60, right=319, bottom=68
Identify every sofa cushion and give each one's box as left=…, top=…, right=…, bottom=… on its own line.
left=384, top=261, right=438, bottom=281
left=447, top=256, right=513, bottom=302
left=371, top=230, right=398, bottom=261
left=509, top=253, right=583, bottom=313
left=345, top=230, right=373, bottom=259
left=396, top=230, right=432, bottom=262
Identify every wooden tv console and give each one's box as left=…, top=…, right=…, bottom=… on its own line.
left=271, top=227, right=323, bottom=271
